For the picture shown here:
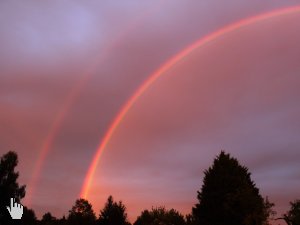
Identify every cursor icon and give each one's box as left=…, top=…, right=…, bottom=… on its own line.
left=6, top=198, right=23, bottom=219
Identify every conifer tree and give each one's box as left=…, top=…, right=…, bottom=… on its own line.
left=192, top=151, right=273, bottom=225
left=98, top=195, right=130, bottom=225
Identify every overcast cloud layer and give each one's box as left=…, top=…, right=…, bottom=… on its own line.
left=1, top=1, right=300, bottom=223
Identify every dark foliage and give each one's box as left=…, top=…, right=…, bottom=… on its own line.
left=262, top=197, right=276, bottom=225
left=134, top=207, right=185, bottom=225
left=22, top=206, right=37, bottom=225
left=67, top=198, right=96, bottom=225
left=98, top=195, right=130, bottom=225
left=192, top=151, right=273, bottom=225
left=287, top=200, right=300, bottom=225
left=185, top=213, right=197, bottom=225
left=0, top=151, right=26, bottom=225
left=277, top=200, right=300, bottom=225
left=40, top=212, right=57, bottom=225
left=0, top=150, right=291, bottom=225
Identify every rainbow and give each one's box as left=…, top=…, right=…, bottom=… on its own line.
left=26, top=3, right=166, bottom=205
left=80, top=5, right=300, bottom=199
left=26, top=74, right=91, bottom=205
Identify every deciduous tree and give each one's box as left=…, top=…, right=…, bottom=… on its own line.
left=134, top=207, right=185, bottom=225
left=276, top=200, right=300, bottom=225
left=68, top=198, right=96, bottom=225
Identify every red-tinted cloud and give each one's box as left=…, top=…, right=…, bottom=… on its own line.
left=1, top=1, right=300, bottom=224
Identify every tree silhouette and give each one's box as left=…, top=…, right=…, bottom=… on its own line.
left=59, top=216, right=67, bottom=225
left=276, top=200, right=300, bottom=225
left=185, top=213, right=197, bottom=225
left=0, top=151, right=26, bottom=225
left=192, top=151, right=273, bottom=225
left=98, top=195, right=130, bottom=225
left=134, top=207, right=185, bottom=225
left=68, top=198, right=96, bottom=225
left=41, top=212, right=57, bottom=225
left=287, top=200, right=300, bottom=225
left=21, top=206, right=37, bottom=225
left=262, top=197, right=276, bottom=225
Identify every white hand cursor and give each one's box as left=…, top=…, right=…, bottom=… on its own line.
left=6, top=198, right=23, bottom=219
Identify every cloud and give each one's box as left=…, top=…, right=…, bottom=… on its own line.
left=1, top=1, right=300, bottom=222
left=89, top=12, right=300, bottom=221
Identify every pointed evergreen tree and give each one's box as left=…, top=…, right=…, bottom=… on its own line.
left=192, top=151, right=272, bottom=225
left=98, top=195, right=130, bottom=225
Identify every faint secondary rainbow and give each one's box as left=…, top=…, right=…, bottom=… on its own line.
left=25, top=74, right=91, bottom=205
left=80, top=5, right=300, bottom=199
left=25, top=3, right=166, bottom=206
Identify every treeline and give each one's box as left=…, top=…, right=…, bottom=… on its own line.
left=0, top=151, right=299, bottom=225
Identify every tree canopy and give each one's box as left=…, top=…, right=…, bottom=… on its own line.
left=277, top=200, right=300, bottom=225
left=134, top=207, right=185, bottom=225
left=22, top=206, right=38, bottom=225
left=98, top=195, right=130, bottom=225
left=192, top=151, right=272, bottom=225
left=1, top=150, right=291, bottom=225
left=287, top=200, right=300, bottom=225
left=68, top=198, right=96, bottom=225
left=41, top=212, right=57, bottom=225
left=0, top=151, right=26, bottom=225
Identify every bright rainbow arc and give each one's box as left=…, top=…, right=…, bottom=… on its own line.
left=80, top=5, right=300, bottom=199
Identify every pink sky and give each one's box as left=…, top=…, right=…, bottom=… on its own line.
left=1, top=1, right=300, bottom=224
